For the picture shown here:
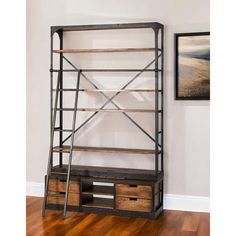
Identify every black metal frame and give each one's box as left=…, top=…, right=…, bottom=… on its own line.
left=175, top=32, right=210, bottom=100
left=43, top=22, right=164, bottom=218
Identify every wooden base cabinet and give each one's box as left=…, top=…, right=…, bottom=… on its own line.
left=45, top=174, right=163, bottom=219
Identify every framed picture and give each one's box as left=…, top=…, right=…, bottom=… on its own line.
left=175, top=32, right=210, bottom=100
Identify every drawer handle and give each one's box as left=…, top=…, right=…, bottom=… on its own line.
left=129, top=197, right=137, bottom=201
left=59, top=179, right=66, bottom=182
left=129, top=184, right=137, bottom=187
left=59, top=192, right=65, bottom=195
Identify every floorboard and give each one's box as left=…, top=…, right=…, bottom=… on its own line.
left=26, top=197, right=210, bottom=236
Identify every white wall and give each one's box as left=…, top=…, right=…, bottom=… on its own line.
left=27, top=0, right=209, bottom=198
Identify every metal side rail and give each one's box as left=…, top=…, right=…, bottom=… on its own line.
left=62, top=70, right=81, bottom=218
left=42, top=70, right=82, bottom=219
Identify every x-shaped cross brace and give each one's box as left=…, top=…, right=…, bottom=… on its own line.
left=61, top=55, right=161, bottom=147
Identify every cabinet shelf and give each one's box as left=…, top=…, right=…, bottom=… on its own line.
left=82, top=197, right=114, bottom=209
left=53, top=47, right=155, bottom=54
left=82, top=186, right=114, bottom=196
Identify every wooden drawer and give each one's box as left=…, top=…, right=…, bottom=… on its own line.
left=48, top=178, right=79, bottom=193
left=116, top=197, right=152, bottom=212
left=116, top=184, right=152, bottom=199
left=47, top=191, right=79, bottom=206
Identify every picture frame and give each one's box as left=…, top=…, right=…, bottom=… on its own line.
left=175, top=32, right=210, bottom=100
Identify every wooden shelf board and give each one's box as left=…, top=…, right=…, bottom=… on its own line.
left=82, top=197, right=114, bottom=209
left=53, top=145, right=155, bottom=154
left=52, top=165, right=162, bottom=181
left=53, top=48, right=155, bottom=53
left=82, top=186, right=114, bottom=196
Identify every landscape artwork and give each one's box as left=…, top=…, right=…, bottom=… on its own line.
left=175, top=32, right=210, bottom=100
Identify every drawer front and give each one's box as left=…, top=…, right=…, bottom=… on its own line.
left=116, top=184, right=152, bottom=199
left=47, top=191, right=79, bottom=206
left=48, top=178, right=79, bottom=193
left=116, top=197, right=152, bottom=212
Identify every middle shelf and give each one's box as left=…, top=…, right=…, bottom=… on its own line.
left=52, top=47, right=156, bottom=54
left=52, top=145, right=156, bottom=154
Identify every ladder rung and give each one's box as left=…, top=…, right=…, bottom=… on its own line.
left=53, top=89, right=78, bottom=92
left=50, top=172, right=68, bottom=175
left=55, top=108, right=76, bottom=111
left=52, top=149, right=70, bottom=153
left=54, top=129, right=73, bottom=132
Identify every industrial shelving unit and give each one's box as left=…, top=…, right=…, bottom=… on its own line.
left=42, top=22, right=164, bottom=219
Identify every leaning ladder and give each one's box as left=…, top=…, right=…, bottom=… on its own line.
left=42, top=70, right=81, bottom=218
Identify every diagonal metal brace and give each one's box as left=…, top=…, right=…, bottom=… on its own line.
left=62, top=56, right=156, bottom=145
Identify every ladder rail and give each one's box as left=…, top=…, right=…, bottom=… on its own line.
left=42, top=71, right=61, bottom=216
left=63, top=71, right=81, bottom=218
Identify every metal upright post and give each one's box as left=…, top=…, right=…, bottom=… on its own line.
left=161, top=26, right=164, bottom=172
left=160, top=26, right=164, bottom=208
left=154, top=27, right=160, bottom=174
left=50, top=28, right=54, bottom=168
left=58, top=30, right=64, bottom=167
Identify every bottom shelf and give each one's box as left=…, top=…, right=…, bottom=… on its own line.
left=82, top=197, right=114, bottom=209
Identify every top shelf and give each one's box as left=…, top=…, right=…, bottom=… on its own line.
left=51, top=22, right=163, bottom=33
left=52, top=48, right=158, bottom=54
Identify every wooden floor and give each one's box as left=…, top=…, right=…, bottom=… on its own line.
left=27, top=197, right=210, bottom=236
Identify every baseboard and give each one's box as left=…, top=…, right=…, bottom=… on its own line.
left=26, top=182, right=210, bottom=213
left=164, top=194, right=210, bottom=212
